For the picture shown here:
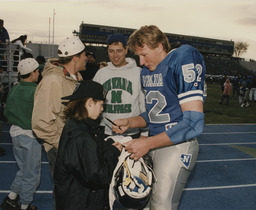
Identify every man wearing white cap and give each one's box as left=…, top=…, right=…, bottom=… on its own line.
left=0, top=58, right=40, bottom=210
left=32, top=37, right=86, bottom=178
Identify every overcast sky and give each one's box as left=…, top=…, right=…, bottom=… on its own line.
left=1, top=0, right=256, bottom=60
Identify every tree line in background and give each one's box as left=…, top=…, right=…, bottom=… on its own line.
left=234, top=41, right=249, bottom=57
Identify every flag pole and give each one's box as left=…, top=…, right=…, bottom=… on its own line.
left=48, top=17, right=51, bottom=58
left=52, top=9, right=55, bottom=56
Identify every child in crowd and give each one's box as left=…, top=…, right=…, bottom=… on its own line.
left=0, top=58, right=41, bottom=210
left=54, top=80, right=122, bottom=210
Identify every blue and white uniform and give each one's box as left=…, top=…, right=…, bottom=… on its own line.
left=140, top=44, right=206, bottom=210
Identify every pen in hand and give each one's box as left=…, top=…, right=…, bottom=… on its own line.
left=105, top=117, right=122, bottom=130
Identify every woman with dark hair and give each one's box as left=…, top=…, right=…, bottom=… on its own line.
left=11, top=35, right=32, bottom=71
left=54, top=80, right=122, bottom=210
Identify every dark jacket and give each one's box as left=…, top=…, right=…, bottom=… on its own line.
left=54, top=118, right=120, bottom=210
left=0, top=26, right=9, bottom=43
left=81, top=62, right=99, bottom=80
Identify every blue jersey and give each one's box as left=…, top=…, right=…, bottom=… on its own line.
left=141, top=44, right=206, bottom=136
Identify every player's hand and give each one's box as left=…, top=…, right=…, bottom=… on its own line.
left=112, top=119, right=129, bottom=134
left=139, top=135, right=147, bottom=138
left=124, top=138, right=150, bottom=161
left=112, top=142, right=123, bottom=152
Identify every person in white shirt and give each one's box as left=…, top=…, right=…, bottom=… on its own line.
left=93, top=33, right=148, bottom=139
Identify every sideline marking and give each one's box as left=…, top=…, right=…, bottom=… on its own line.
left=184, top=183, right=256, bottom=191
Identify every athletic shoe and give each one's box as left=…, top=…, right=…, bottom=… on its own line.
left=0, top=196, right=20, bottom=210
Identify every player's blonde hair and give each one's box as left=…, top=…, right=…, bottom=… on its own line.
left=128, top=25, right=170, bottom=53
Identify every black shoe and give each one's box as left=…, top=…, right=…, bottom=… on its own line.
left=0, top=196, right=20, bottom=210
left=20, top=205, right=37, bottom=210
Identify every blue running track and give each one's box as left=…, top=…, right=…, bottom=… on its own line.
left=1, top=123, right=256, bottom=210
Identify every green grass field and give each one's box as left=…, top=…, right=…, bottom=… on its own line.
left=204, top=84, right=256, bottom=124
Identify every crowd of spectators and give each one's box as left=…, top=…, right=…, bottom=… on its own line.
left=204, top=56, right=255, bottom=80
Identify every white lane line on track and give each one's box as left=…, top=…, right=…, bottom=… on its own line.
left=184, top=183, right=256, bottom=191
left=2, top=158, right=256, bottom=164
left=2, top=185, right=255, bottom=193
left=2, top=142, right=256, bottom=146
left=0, top=161, right=49, bottom=164
left=0, top=190, right=53, bottom=194
left=197, top=158, right=256, bottom=163
left=202, top=132, right=256, bottom=134
left=35, top=190, right=53, bottom=193
left=2, top=184, right=256, bottom=193
left=199, top=142, right=256, bottom=146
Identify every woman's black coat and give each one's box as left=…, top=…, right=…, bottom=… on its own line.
left=54, top=118, right=120, bottom=210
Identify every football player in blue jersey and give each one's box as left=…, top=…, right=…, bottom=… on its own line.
left=112, top=25, right=206, bottom=210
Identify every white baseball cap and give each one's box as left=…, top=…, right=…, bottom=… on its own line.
left=18, top=58, right=39, bottom=75
left=58, top=37, right=85, bottom=57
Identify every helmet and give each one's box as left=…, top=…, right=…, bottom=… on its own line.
left=113, top=154, right=156, bottom=209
